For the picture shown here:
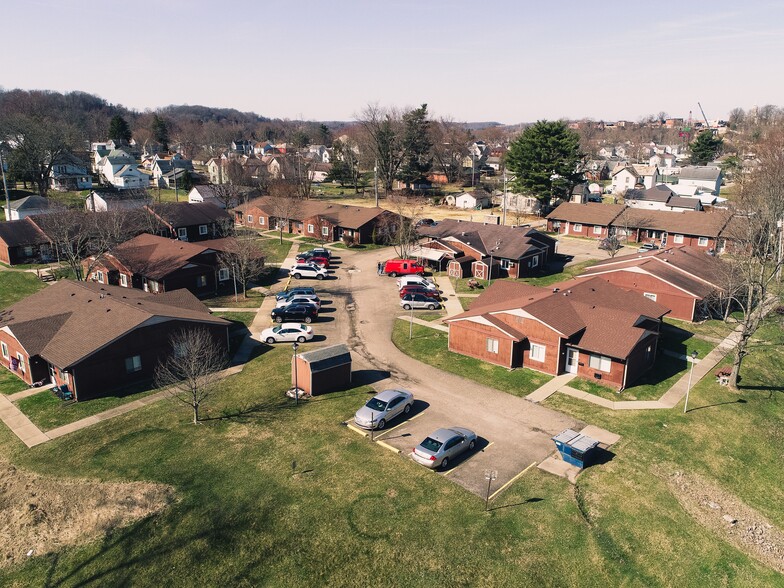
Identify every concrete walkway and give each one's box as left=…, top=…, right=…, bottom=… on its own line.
left=0, top=395, right=50, bottom=447
left=432, top=275, right=464, bottom=318
left=8, top=384, right=55, bottom=402
left=397, top=315, right=449, bottom=333
left=525, top=373, right=577, bottom=402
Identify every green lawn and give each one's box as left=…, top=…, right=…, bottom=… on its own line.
left=212, top=312, right=256, bottom=328
left=665, top=315, right=738, bottom=342
left=0, top=368, right=30, bottom=395
left=332, top=241, right=387, bottom=251
left=0, top=322, right=782, bottom=584
left=458, top=296, right=474, bottom=311
left=0, top=271, right=46, bottom=309
left=518, top=259, right=598, bottom=287
left=257, top=238, right=294, bottom=264
left=415, top=311, right=446, bottom=322
left=202, top=289, right=265, bottom=309
left=659, top=322, right=718, bottom=359
left=391, top=321, right=551, bottom=397
left=15, top=385, right=160, bottom=431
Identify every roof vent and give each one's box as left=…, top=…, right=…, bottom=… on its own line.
left=568, top=290, right=572, bottom=294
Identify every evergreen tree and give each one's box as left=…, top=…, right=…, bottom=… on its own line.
left=108, top=115, right=132, bottom=144
left=398, top=104, right=433, bottom=190
left=151, top=114, right=170, bottom=151
left=505, top=120, right=583, bottom=204
left=690, top=131, right=723, bottom=165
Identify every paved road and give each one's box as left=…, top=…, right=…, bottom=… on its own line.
left=319, top=247, right=580, bottom=497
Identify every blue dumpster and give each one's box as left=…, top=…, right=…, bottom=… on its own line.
left=552, top=429, right=599, bottom=469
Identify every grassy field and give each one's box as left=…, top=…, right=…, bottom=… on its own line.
left=257, top=237, right=294, bottom=264
left=391, top=321, right=551, bottom=397
left=202, top=289, right=265, bottom=309
left=0, top=368, right=30, bottom=395
left=212, top=312, right=256, bottom=328
left=447, top=260, right=599, bottom=293
left=15, top=385, right=160, bottom=431
left=0, top=271, right=46, bottom=309
left=0, top=317, right=781, bottom=585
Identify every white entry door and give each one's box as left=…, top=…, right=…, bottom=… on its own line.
left=565, top=348, right=579, bottom=374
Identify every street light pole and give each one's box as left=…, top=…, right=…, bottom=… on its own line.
left=409, top=303, right=414, bottom=340
left=683, top=351, right=698, bottom=413
left=484, top=469, right=497, bottom=511
left=292, top=342, right=300, bottom=406
left=0, top=150, right=10, bottom=222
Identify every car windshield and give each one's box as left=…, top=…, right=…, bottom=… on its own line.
left=272, top=326, right=281, bottom=333
left=420, top=437, right=443, bottom=452
left=365, top=398, right=388, bottom=411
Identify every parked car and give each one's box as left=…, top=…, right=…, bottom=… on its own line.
left=289, top=263, right=328, bottom=280
left=310, top=247, right=332, bottom=259
left=637, top=243, right=659, bottom=253
left=411, top=427, right=477, bottom=469
left=260, top=323, right=314, bottom=344
left=275, top=295, right=321, bottom=309
left=399, top=285, right=441, bottom=300
left=353, top=389, right=414, bottom=430
left=271, top=304, right=318, bottom=323
left=383, top=259, right=425, bottom=277
left=275, top=286, right=316, bottom=301
left=296, top=253, right=330, bottom=268
left=397, top=275, right=438, bottom=291
left=400, top=293, right=440, bottom=310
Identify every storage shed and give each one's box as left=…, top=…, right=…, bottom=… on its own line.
left=552, top=429, right=599, bottom=469
left=292, top=344, right=352, bottom=395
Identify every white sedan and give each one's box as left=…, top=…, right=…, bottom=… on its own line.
left=260, top=323, right=314, bottom=344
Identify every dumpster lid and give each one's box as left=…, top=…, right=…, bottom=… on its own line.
left=552, top=429, right=581, bottom=444
left=570, top=435, right=599, bottom=453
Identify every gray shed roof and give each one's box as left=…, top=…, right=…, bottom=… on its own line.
left=298, top=344, right=351, bottom=372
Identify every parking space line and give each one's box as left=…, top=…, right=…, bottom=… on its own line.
left=482, top=442, right=495, bottom=451
left=370, top=412, right=424, bottom=439
left=442, top=461, right=468, bottom=476
left=489, top=461, right=537, bottom=501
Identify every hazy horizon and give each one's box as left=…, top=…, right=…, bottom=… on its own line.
left=4, top=0, right=783, bottom=124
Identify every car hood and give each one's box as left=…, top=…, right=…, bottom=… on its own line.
left=355, top=406, right=384, bottom=422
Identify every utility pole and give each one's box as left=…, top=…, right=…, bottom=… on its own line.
left=502, top=168, right=508, bottom=226
left=173, top=165, right=179, bottom=202
left=374, top=158, right=379, bottom=207
left=0, top=150, right=10, bottom=222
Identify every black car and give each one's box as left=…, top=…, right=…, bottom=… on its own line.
left=416, top=218, right=436, bottom=227
left=271, top=304, right=318, bottom=323
left=274, top=286, right=316, bottom=301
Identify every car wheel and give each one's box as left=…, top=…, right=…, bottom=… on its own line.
left=304, top=316, right=312, bottom=323
left=440, top=457, right=449, bottom=470
left=297, top=336, right=306, bottom=343
left=275, top=316, right=283, bottom=323
left=427, top=303, right=435, bottom=310
left=266, top=337, right=275, bottom=344
left=293, top=273, right=301, bottom=279
left=404, top=403, right=412, bottom=415
left=389, top=272, right=397, bottom=277
left=468, top=440, right=476, bottom=451
left=403, top=304, right=411, bottom=310
left=316, top=274, right=324, bottom=280
left=376, top=419, right=386, bottom=430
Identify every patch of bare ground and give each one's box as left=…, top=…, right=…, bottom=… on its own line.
left=662, top=468, right=784, bottom=574
left=0, top=460, right=174, bottom=568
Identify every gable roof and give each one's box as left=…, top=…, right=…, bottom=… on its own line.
left=234, top=197, right=390, bottom=229
left=619, top=208, right=731, bottom=237
left=0, top=280, right=228, bottom=368
left=546, top=202, right=626, bottom=225
left=679, top=166, right=722, bottom=181
left=147, top=202, right=231, bottom=228
left=5, top=195, right=50, bottom=212
left=0, top=217, right=51, bottom=247
left=108, top=233, right=215, bottom=280
left=419, top=219, right=555, bottom=260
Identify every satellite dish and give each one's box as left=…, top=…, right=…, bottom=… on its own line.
left=589, top=183, right=602, bottom=193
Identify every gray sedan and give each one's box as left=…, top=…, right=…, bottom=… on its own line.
left=354, top=389, right=414, bottom=430
left=411, top=427, right=477, bottom=469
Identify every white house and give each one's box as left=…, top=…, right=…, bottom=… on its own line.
left=4, top=195, right=52, bottom=221
left=308, top=163, right=332, bottom=183
left=307, top=145, right=331, bottom=163
left=85, top=190, right=150, bottom=212
left=49, top=154, right=92, bottom=191
left=151, top=157, right=193, bottom=188
left=452, top=190, right=492, bottom=209
left=187, top=185, right=225, bottom=208
left=498, top=192, right=541, bottom=215
left=611, top=164, right=660, bottom=194
left=649, top=153, right=676, bottom=168
left=677, top=166, right=723, bottom=195
left=97, top=149, right=149, bottom=190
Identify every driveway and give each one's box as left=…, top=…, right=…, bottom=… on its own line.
left=324, top=247, right=581, bottom=497
left=554, top=235, right=606, bottom=267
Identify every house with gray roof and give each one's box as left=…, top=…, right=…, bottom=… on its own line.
left=677, top=166, right=723, bottom=195
left=3, top=195, right=53, bottom=221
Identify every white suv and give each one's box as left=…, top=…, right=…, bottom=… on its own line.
left=289, top=263, right=328, bottom=280
left=397, top=275, right=437, bottom=290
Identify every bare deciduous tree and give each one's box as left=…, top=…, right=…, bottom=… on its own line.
left=376, top=193, right=423, bottom=258
left=356, top=104, right=404, bottom=194
left=217, top=237, right=266, bottom=298
left=154, top=327, right=228, bottom=424
left=267, top=182, right=303, bottom=244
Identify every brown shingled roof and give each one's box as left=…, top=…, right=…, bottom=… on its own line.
left=546, top=202, right=626, bottom=225
left=109, top=234, right=213, bottom=280
left=418, top=219, right=555, bottom=260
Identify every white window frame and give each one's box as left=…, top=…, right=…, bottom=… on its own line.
left=589, top=354, right=612, bottom=373
left=673, top=234, right=684, bottom=244
left=321, top=226, right=330, bottom=237
left=125, top=355, right=142, bottom=373
left=573, top=223, right=583, bottom=232
left=698, top=236, right=708, bottom=247
left=95, top=270, right=104, bottom=284
left=247, top=214, right=254, bottom=224
left=218, top=268, right=230, bottom=281
left=16, top=353, right=25, bottom=374
left=177, top=227, right=188, bottom=240
left=199, top=224, right=208, bottom=235
left=1, top=341, right=8, bottom=360
left=120, top=274, right=128, bottom=287
left=643, top=292, right=657, bottom=301
left=593, top=225, right=602, bottom=235
left=197, top=275, right=207, bottom=288
left=500, top=259, right=511, bottom=269
left=530, top=256, right=539, bottom=268
left=259, top=217, right=265, bottom=225
left=529, top=343, right=546, bottom=362
left=307, top=224, right=315, bottom=233
left=486, top=338, right=499, bottom=354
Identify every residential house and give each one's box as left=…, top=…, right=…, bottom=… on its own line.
left=235, top=198, right=396, bottom=244
left=49, top=153, right=92, bottom=191
left=569, top=183, right=592, bottom=204
left=446, top=277, right=668, bottom=389
left=546, top=202, right=626, bottom=239
left=597, top=146, right=616, bottom=158
left=0, top=217, right=53, bottom=265
left=85, top=190, right=151, bottom=212
left=187, top=185, right=259, bottom=209
left=624, top=185, right=703, bottom=212
left=677, top=166, right=723, bottom=195
left=4, top=195, right=52, bottom=221
left=418, top=219, right=556, bottom=279
left=151, top=157, right=194, bottom=188
left=84, top=233, right=238, bottom=297
left=611, top=164, right=660, bottom=193
left=146, top=202, right=233, bottom=242
left=497, top=192, right=541, bottom=216
left=448, top=189, right=493, bottom=209
left=584, top=160, right=611, bottom=182
left=649, top=152, right=676, bottom=169
left=576, top=246, right=728, bottom=321
left=97, top=149, right=149, bottom=190
left=307, top=145, right=331, bottom=163
left=0, top=280, right=229, bottom=400
left=309, top=163, right=333, bottom=183
left=231, top=140, right=254, bottom=155
left=206, top=156, right=227, bottom=184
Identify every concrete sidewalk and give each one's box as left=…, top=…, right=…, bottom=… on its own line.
left=0, top=395, right=50, bottom=447
left=432, top=275, right=464, bottom=318
left=397, top=315, right=449, bottom=333
left=525, top=373, right=577, bottom=402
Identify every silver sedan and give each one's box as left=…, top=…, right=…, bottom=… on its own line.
left=411, top=427, right=477, bottom=469
left=354, top=389, right=414, bottom=430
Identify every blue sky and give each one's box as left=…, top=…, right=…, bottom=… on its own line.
left=3, top=0, right=783, bottom=123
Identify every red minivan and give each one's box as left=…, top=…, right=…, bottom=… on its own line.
left=383, top=259, right=425, bottom=277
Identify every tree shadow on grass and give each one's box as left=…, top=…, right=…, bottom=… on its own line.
left=488, top=497, right=544, bottom=512
left=687, top=398, right=747, bottom=413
